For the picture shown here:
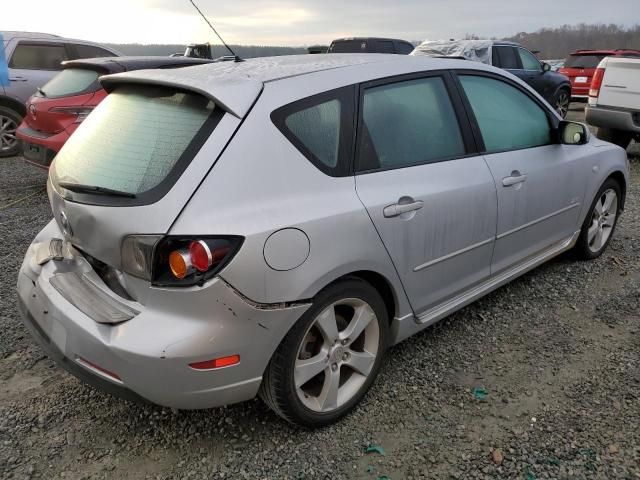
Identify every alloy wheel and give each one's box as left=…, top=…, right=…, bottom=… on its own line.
left=588, top=188, right=618, bottom=253
left=0, top=114, right=18, bottom=153
left=295, top=298, right=380, bottom=413
left=555, top=91, right=570, bottom=118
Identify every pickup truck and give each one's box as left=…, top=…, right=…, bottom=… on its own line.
left=586, top=55, right=640, bottom=149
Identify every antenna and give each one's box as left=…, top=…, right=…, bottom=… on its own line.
left=188, top=0, right=242, bottom=62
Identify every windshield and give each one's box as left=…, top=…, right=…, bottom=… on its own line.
left=40, top=68, right=100, bottom=97
left=564, top=55, right=606, bottom=69
left=51, top=85, right=217, bottom=199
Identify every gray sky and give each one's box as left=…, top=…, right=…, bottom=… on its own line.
left=5, top=0, right=639, bottom=45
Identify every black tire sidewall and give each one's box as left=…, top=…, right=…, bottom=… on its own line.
left=0, top=106, right=23, bottom=157
left=272, top=278, right=389, bottom=427
left=576, top=179, right=621, bottom=260
left=554, top=88, right=570, bottom=118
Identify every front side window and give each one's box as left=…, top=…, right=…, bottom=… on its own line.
left=494, top=46, right=520, bottom=69
left=357, top=76, right=466, bottom=171
left=459, top=75, right=551, bottom=153
left=9, top=43, right=67, bottom=70
left=518, top=48, right=542, bottom=71
left=51, top=85, right=218, bottom=199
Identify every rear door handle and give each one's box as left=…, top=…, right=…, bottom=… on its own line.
left=383, top=200, right=424, bottom=218
left=502, top=172, right=527, bottom=187
left=9, top=77, right=27, bottom=82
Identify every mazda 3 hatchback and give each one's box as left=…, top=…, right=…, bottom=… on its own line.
left=17, top=54, right=628, bottom=427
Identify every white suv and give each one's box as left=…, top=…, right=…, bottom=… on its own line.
left=0, top=31, right=119, bottom=156
left=586, top=55, right=640, bottom=149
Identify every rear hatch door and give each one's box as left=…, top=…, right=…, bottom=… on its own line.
left=598, top=56, right=640, bottom=108
left=47, top=66, right=262, bottom=295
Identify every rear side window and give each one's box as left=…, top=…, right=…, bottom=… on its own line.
left=357, top=76, right=466, bottom=171
left=459, top=75, right=551, bottom=153
left=271, top=86, right=354, bottom=176
left=9, top=43, right=67, bottom=70
left=564, top=54, right=606, bottom=69
left=376, top=41, right=394, bottom=53
left=51, top=86, right=221, bottom=200
left=493, top=46, right=520, bottom=69
left=72, top=44, right=116, bottom=59
left=40, top=69, right=100, bottom=98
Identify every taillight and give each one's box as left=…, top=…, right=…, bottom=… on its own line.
left=122, top=235, right=243, bottom=287
left=589, top=68, right=606, bottom=98
left=50, top=106, right=95, bottom=123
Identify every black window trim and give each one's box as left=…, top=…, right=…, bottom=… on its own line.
left=451, top=69, right=561, bottom=155
left=270, top=85, right=356, bottom=177
left=51, top=84, right=226, bottom=207
left=8, top=41, right=69, bottom=71
left=353, top=69, right=481, bottom=175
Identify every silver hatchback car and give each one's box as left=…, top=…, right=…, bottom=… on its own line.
left=17, top=54, right=628, bottom=426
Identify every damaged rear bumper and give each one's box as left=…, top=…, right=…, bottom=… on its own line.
left=17, top=221, right=311, bottom=409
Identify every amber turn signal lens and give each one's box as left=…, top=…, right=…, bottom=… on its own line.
left=169, top=250, right=191, bottom=279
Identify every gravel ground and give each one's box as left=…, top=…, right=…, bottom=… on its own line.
left=1, top=105, right=639, bottom=480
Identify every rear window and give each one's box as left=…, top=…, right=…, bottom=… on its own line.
left=329, top=40, right=367, bottom=53
left=40, top=68, right=100, bottom=98
left=51, top=85, right=220, bottom=202
left=564, top=55, right=606, bottom=69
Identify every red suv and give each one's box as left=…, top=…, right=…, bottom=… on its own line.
left=559, top=49, right=640, bottom=100
left=17, top=56, right=213, bottom=168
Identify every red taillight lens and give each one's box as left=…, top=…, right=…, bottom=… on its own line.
left=589, top=68, right=605, bottom=98
left=50, top=106, right=95, bottom=123
left=153, top=236, right=243, bottom=287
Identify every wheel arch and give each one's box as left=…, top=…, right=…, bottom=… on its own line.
left=608, top=170, right=627, bottom=210
left=0, top=95, right=27, bottom=117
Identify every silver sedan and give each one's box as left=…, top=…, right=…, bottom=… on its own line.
left=17, top=54, right=628, bottom=426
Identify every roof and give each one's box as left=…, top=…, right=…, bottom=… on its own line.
left=0, top=31, right=61, bottom=41
left=572, top=49, right=640, bottom=55
left=62, top=56, right=214, bottom=74
left=102, top=54, right=408, bottom=117
left=331, top=37, right=413, bottom=44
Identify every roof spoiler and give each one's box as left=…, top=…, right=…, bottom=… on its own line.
left=100, top=67, right=263, bottom=119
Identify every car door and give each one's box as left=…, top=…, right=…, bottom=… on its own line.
left=7, top=41, right=68, bottom=103
left=354, top=72, right=498, bottom=316
left=515, top=47, right=548, bottom=95
left=456, top=72, right=588, bottom=274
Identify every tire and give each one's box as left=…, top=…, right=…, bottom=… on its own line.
left=553, top=88, right=570, bottom=118
left=573, top=178, right=622, bottom=260
left=260, top=277, right=389, bottom=427
left=0, top=106, right=22, bottom=158
left=596, top=127, right=632, bottom=150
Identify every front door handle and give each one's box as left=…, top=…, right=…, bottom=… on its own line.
left=9, top=77, right=27, bottom=82
left=502, top=172, right=527, bottom=187
left=383, top=200, right=424, bottom=218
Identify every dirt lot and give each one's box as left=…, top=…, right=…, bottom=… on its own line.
left=1, top=104, right=639, bottom=480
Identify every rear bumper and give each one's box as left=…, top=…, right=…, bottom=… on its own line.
left=586, top=105, right=640, bottom=134
left=16, top=123, right=77, bottom=168
left=17, top=220, right=310, bottom=409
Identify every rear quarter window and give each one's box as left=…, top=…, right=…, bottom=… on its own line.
left=271, top=86, right=355, bottom=177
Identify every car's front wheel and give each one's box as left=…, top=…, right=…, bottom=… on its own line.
left=553, top=88, right=570, bottom=118
left=573, top=178, right=621, bottom=260
left=260, top=277, right=389, bottom=427
left=0, top=106, right=22, bottom=158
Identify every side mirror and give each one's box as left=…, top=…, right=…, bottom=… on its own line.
left=559, top=121, right=589, bottom=145
left=542, top=62, right=551, bottom=72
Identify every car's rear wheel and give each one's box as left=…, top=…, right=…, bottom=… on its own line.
left=0, top=106, right=22, bottom=158
left=573, top=178, right=621, bottom=260
left=553, top=88, right=570, bottom=118
left=260, top=277, right=389, bottom=427
left=596, top=127, right=633, bottom=150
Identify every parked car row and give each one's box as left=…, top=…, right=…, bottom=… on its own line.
left=17, top=52, right=628, bottom=426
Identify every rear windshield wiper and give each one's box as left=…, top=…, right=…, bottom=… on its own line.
left=58, top=182, right=136, bottom=198
left=37, top=87, right=47, bottom=97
